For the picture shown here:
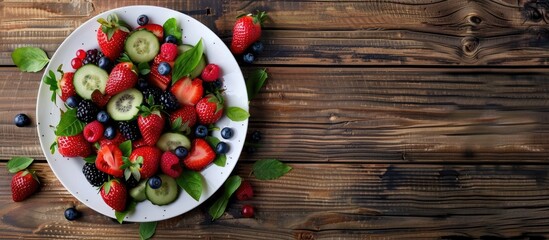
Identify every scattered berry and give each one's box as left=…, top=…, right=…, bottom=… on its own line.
left=76, top=49, right=87, bottom=59
left=118, top=120, right=142, bottom=141
left=164, top=35, right=177, bottom=44
left=160, top=43, right=178, bottom=61
left=251, top=130, right=262, bottom=142
left=221, top=127, right=233, bottom=139
left=98, top=56, right=113, bottom=71
left=159, top=91, right=180, bottom=112
left=64, top=207, right=81, bottom=221
left=148, top=176, right=162, bottom=189
left=97, top=110, right=110, bottom=123
left=14, top=113, right=31, bottom=127
left=241, top=204, right=255, bottom=218
left=66, top=95, right=81, bottom=108
left=158, top=62, right=171, bottom=75
left=215, top=142, right=229, bottom=154
left=201, top=64, right=220, bottom=82
left=174, top=146, right=188, bottom=158
left=235, top=180, right=254, bottom=201
left=103, top=125, right=116, bottom=140
left=195, top=125, right=208, bottom=138
left=83, top=120, right=104, bottom=143
left=230, top=11, right=268, bottom=55
left=76, top=100, right=99, bottom=123
left=251, top=41, right=264, bottom=54
left=242, top=52, right=255, bottom=64
left=11, top=169, right=40, bottom=202
left=71, top=57, right=83, bottom=69
left=137, top=14, right=149, bottom=26
left=160, top=151, right=183, bottom=178
left=82, top=162, right=108, bottom=187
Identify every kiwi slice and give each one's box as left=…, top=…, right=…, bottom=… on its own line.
left=73, top=64, right=108, bottom=99
left=106, top=88, right=143, bottom=121
left=178, top=44, right=207, bottom=79
left=125, top=30, right=160, bottom=63
left=156, top=132, right=191, bottom=152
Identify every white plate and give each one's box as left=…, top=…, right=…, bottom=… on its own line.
left=36, top=6, right=248, bottom=222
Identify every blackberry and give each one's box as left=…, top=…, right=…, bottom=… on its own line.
left=76, top=100, right=99, bottom=122
left=118, top=120, right=141, bottom=141
left=159, top=91, right=180, bottom=112
left=82, top=163, right=108, bottom=187
left=141, top=87, right=162, bottom=105
left=82, top=49, right=104, bottom=65
left=124, top=175, right=139, bottom=189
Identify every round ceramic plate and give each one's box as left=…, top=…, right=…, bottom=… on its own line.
left=36, top=6, right=248, bottom=222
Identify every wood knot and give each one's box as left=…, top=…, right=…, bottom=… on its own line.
left=468, top=15, right=482, bottom=25
left=461, top=37, right=479, bottom=56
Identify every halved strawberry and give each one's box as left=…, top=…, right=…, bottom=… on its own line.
left=170, top=77, right=203, bottom=106
left=95, top=144, right=124, bottom=178
left=137, top=24, right=164, bottom=41
left=148, top=55, right=173, bottom=91
left=105, top=62, right=138, bottom=96
left=91, top=89, right=111, bottom=108
left=183, top=138, right=216, bottom=171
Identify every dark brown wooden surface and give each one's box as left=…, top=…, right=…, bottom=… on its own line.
left=1, top=0, right=549, bottom=239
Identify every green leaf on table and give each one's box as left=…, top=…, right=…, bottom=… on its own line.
left=253, top=159, right=292, bottom=180
left=208, top=175, right=241, bottom=220
left=119, top=140, right=132, bottom=157
left=172, top=39, right=203, bottom=83
left=7, top=157, right=34, bottom=173
left=12, top=47, right=50, bottom=72
left=246, top=68, right=268, bottom=100
left=115, top=200, right=136, bottom=224
left=176, top=170, right=203, bottom=201
left=138, top=62, right=150, bottom=75
left=226, top=107, right=249, bottom=121
left=163, top=18, right=182, bottom=44
left=139, top=221, right=158, bottom=240
left=43, top=70, right=59, bottom=104
left=54, top=108, right=85, bottom=136
left=213, top=154, right=226, bottom=167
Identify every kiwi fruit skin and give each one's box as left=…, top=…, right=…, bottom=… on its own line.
left=107, top=88, right=143, bottom=121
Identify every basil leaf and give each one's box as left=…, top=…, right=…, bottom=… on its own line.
left=253, top=159, right=292, bottom=180
left=226, top=107, right=249, bottom=122
left=162, top=18, right=182, bottom=44
left=54, top=108, right=85, bottom=136
left=176, top=170, right=203, bottom=201
left=205, top=136, right=220, bottom=148
left=172, top=39, right=203, bottom=83
left=115, top=200, right=136, bottom=224
left=138, top=62, right=150, bottom=75
left=119, top=140, right=132, bottom=157
left=7, top=157, right=34, bottom=173
left=246, top=69, right=268, bottom=100
left=11, top=47, right=50, bottom=72
left=139, top=221, right=157, bottom=240
left=83, top=155, right=96, bottom=163
left=208, top=175, right=241, bottom=220
left=213, top=154, right=226, bottom=167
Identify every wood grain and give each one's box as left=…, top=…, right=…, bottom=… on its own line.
left=1, top=162, right=549, bottom=239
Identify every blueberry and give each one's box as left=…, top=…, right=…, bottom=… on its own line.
left=174, top=146, right=188, bottom=158
left=64, top=207, right=81, bottom=221
left=14, top=113, right=31, bottom=127
left=215, top=142, right=230, bottom=154
left=242, top=52, right=255, bottom=64
left=251, top=41, right=264, bottom=54
left=165, top=35, right=177, bottom=44
left=221, top=127, right=233, bottom=139
left=212, top=79, right=223, bottom=89
left=158, top=62, right=171, bottom=75
left=66, top=95, right=81, bottom=108
left=137, top=14, right=149, bottom=26
left=137, top=78, right=149, bottom=91
left=97, top=56, right=113, bottom=71
left=97, top=110, right=110, bottom=123
left=104, top=125, right=116, bottom=140
left=148, top=176, right=162, bottom=189
left=195, top=125, right=208, bottom=138
left=251, top=130, right=261, bottom=142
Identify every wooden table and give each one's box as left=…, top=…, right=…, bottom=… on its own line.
left=2, top=0, right=549, bottom=239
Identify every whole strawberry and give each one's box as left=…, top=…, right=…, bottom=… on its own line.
left=169, top=105, right=197, bottom=130
left=100, top=179, right=127, bottom=212
left=11, top=169, right=40, bottom=202
left=97, top=14, right=131, bottom=60
left=230, top=11, right=268, bottom=55
left=58, top=71, right=76, bottom=102
left=57, top=133, right=92, bottom=157
left=125, top=146, right=162, bottom=180
left=137, top=104, right=165, bottom=146
left=195, top=93, right=224, bottom=125
left=105, top=62, right=138, bottom=96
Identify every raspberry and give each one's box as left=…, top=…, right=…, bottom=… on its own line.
left=160, top=151, right=182, bottom=178
left=160, top=43, right=178, bottom=61
left=235, top=180, right=254, bottom=201
left=201, top=64, right=220, bottom=82
left=83, top=120, right=104, bottom=142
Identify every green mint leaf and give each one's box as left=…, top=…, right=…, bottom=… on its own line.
left=253, top=159, right=292, bottom=180
left=138, top=62, right=150, bottom=75
left=172, top=39, right=203, bottom=83
left=54, top=108, right=85, bottom=136
left=11, top=47, right=50, bottom=72
left=176, top=170, right=203, bottom=201
left=139, top=221, right=158, bottom=240
left=43, top=70, right=59, bottom=104
left=7, top=157, right=34, bottom=173
left=246, top=68, right=268, bottom=100
left=213, top=154, right=226, bottom=167
left=208, top=175, right=241, bottom=220
left=119, top=140, right=132, bottom=157
left=205, top=136, right=220, bottom=148
left=115, top=200, right=136, bottom=224
left=163, top=18, right=182, bottom=44
left=83, top=155, right=97, bottom=163
left=226, top=107, right=249, bottom=122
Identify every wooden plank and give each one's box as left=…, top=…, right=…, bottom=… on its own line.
left=2, top=67, right=547, bottom=163
left=3, top=1, right=549, bottom=65
left=1, top=162, right=549, bottom=239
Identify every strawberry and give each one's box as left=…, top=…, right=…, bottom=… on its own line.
left=83, top=120, right=104, bottom=143
left=137, top=103, right=165, bottom=146
left=183, top=138, right=216, bottom=171
left=170, top=77, right=203, bottom=106
left=58, top=71, right=76, bottom=102
left=169, top=105, right=197, bottom=130
left=160, top=43, right=178, bottom=61
left=125, top=146, right=162, bottom=180
left=99, top=130, right=126, bottom=147
left=100, top=179, right=127, bottom=212
left=91, top=89, right=112, bottom=108
left=137, top=24, right=164, bottom=41
left=148, top=55, right=173, bottom=91
left=235, top=180, right=254, bottom=201
left=57, top=134, right=92, bottom=157
left=160, top=151, right=182, bottom=178
left=105, top=62, right=138, bottom=96
left=11, top=169, right=40, bottom=202
left=95, top=144, right=124, bottom=178
left=230, top=11, right=268, bottom=55
left=201, top=64, right=220, bottom=82
left=132, top=138, right=148, bottom=149
left=97, top=13, right=131, bottom=60
left=195, top=93, right=224, bottom=125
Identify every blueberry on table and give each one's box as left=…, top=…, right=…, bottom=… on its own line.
left=165, top=35, right=177, bottom=44
left=215, top=142, right=230, bottom=154
left=148, top=176, right=162, bottom=189
left=158, top=62, right=171, bottom=75
left=195, top=125, right=208, bottom=138
left=14, top=113, right=31, bottom=127
left=221, top=127, right=233, bottom=139
left=137, top=14, right=149, bottom=26
left=251, top=41, right=264, bottom=54
left=174, top=146, right=188, bottom=158
left=66, top=95, right=81, bottom=108
left=64, top=207, right=81, bottom=221
left=242, top=52, right=255, bottom=64
left=251, top=130, right=262, bottom=142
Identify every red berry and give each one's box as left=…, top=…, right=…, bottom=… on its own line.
left=160, top=43, right=178, bottom=61
left=76, top=49, right=87, bottom=59
left=235, top=180, right=254, bottom=201
left=201, top=64, right=220, bottom=82
left=71, top=58, right=83, bottom=69
left=11, top=170, right=40, bottom=202
left=83, top=120, right=104, bottom=143
left=241, top=204, right=254, bottom=218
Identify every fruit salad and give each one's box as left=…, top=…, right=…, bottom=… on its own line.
left=44, top=12, right=242, bottom=218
